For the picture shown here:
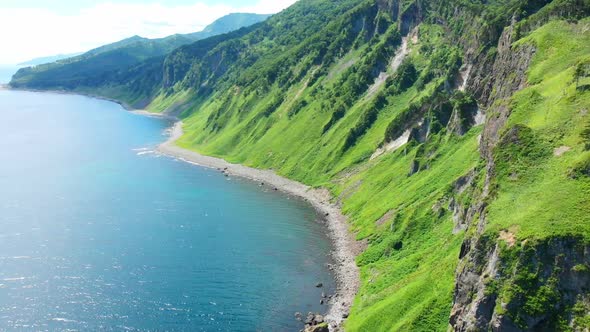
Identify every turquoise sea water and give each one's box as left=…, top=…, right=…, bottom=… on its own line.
left=0, top=90, right=335, bottom=331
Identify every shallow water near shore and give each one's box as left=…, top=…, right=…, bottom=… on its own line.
left=0, top=90, right=335, bottom=331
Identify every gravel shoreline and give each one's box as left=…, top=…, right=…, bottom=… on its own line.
left=158, top=122, right=361, bottom=330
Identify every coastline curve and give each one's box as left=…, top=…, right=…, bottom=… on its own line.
left=4, top=86, right=361, bottom=330
left=158, top=121, right=361, bottom=330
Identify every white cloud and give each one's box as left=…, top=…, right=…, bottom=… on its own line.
left=0, top=0, right=298, bottom=64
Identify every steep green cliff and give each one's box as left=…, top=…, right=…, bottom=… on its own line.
left=11, top=0, right=590, bottom=330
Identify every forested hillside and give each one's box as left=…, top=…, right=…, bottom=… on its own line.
left=11, top=0, right=590, bottom=330
left=9, top=13, right=269, bottom=105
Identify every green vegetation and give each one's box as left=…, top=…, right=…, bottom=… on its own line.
left=11, top=0, right=590, bottom=330
left=470, top=18, right=590, bottom=331
left=486, top=19, right=590, bottom=240
left=9, top=13, right=270, bottom=103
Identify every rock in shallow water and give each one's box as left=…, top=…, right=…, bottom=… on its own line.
left=302, top=312, right=328, bottom=332
left=303, top=323, right=329, bottom=332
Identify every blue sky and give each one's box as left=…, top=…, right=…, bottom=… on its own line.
left=0, top=0, right=297, bottom=64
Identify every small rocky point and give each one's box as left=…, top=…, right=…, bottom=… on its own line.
left=300, top=312, right=329, bottom=332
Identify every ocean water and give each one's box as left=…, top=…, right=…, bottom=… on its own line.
left=0, top=90, right=335, bottom=331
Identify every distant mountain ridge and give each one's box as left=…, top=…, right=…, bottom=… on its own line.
left=186, top=13, right=272, bottom=40
left=18, top=53, right=83, bottom=66
left=10, top=13, right=270, bottom=91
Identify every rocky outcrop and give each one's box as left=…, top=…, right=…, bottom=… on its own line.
left=450, top=236, right=500, bottom=330
left=447, top=98, right=480, bottom=136
left=448, top=15, right=533, bottom=332
left=476, top=33, right=534, bottom=161
left=398, top=0, right=423, bottom=35
left=301, top=313, right=329, bottom=332
left=452, top=237, right=590, bottom=331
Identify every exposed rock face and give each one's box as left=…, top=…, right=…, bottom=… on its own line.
left=408, top=118, right=430, bottom=143
left=494, top=239, right=590, bottom=330
left=449, top=15, right=535, bottom=332
left=467, top=16, right=535, bottom=109
left=452, top=237, right=590, bottom=331
left=445, top=169, right=478, bottom=234
left=398, top=1, right=423, bottom=35
left=450, top=237, right=500, bottom=330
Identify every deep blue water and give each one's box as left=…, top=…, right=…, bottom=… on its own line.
left=0, top=90, right=335, bottom=331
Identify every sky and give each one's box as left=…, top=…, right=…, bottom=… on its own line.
left=0, top=0, right=298, bottom=64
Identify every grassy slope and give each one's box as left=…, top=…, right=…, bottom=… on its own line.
left=342, top=129, right=481, bottom=331
left=171, top=17, right=590, bottom=331
left=170, top=20, right=481, bottom=331
left=486, top=19, right=590, bottom=241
